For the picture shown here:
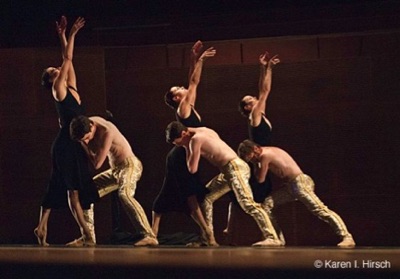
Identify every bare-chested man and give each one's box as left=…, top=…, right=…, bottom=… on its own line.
left=165, top=121, right=282, bottom=247
left=70, top=115, right=158, bottom=246
left=237, top=139, right=356, bottom=247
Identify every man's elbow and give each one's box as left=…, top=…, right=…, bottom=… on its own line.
left=93, top=160, right=103, bottom=170
left=256, top=177, right=265, bottom=183
left=188, top=166, right=198, bottom=174
left=94, top=164, right=102, bottom=170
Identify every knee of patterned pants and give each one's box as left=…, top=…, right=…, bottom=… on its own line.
left=262, top=196, right=274, bottom=212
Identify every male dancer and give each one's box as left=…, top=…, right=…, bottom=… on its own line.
left=70, top=115, right=158, bottom=246
left=237, top=140, right=356, bottom=247
left=166, top=121, right=282, bottom=247
left=152, top=41, right=217, bottom=246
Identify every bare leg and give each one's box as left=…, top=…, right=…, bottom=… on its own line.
left=187, top=195, right=218, bottom=246
left=223, top=202, right=233, bottom=235
left=34, top=206, right=50, bottom=246
left=67, top=190, right=95, bottom=246
left=151, top=211, right=162, bottom=238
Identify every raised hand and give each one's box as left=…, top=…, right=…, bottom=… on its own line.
left=259, top=51, right=280, bottom=68
left=55, top=16, right=67, bottom=35
left=259, top=51, right=270, bottom=66
left=268, top=54, right=280, bottom=68
left=191, top=40, right=204, bottom=58
left=70, top=17, right=85, bottom=36
left=199, top=47, right=216, bottom=61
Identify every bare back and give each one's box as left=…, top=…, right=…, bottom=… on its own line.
left=260, top=146, right=303, bottom=180
left=188, top=127, right=237, bottom=169
left=89, top=116, right=134, bottom=167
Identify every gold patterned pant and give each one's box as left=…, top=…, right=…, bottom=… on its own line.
left=202, top=157, right=278, bottom=240
left=262, top=174, right=350, bottom=237
left=93, top=156, right=155, bottom=238
left=82, top=203, right=96, bottom=242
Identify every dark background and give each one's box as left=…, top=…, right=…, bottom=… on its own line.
left=0, top=0, right=399, bottom=246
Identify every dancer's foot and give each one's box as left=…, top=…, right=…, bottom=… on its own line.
left=201, top=231, right=219, bottom=247
left=186, top=241, right=203, bottom=247
left=84, top=236, right=96, bottom=247
left=206, top=236, right=219, bottom=247
left=34, top=228, right=49, bottom=247
left=252, top=238, right=283, bottom=247
left=186, top=238, right=219, bottom=247
left=337, top=234, right=356, bottom=248
left=134, top=236, right=158, bottom=247
left=222, top=228, right=229, bottom=236
left=66, top=236, right=96, bottom=247
left=66, top=237, right=84, bottom=247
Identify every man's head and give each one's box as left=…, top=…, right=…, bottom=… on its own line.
left=238, top=95, right=257, bottom=117
left=164, top=86, right=187, bottom=109
left=165, top=121, right=188, bottom=146
left=70, top=115, right=94, bottom=143
left=237, top=139, right=262, bottom=163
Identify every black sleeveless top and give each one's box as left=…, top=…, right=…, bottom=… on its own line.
left=55, top=86, right=85, bottom=129
left=176, top=107, right=201, bottom=127
left=249, top=115, right=272, bottom=146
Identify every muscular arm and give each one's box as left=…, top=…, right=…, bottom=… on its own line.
left=87, top=131, right=112, bottom=170
left=186, top=137, right=201, bottom=174
left=254, top=155, right=270, bottom=183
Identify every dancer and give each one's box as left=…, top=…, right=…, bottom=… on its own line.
left=224, top=51, right=280, bottom=242
left=166, top=121, right=282, bottom=247
left=152, top=41, right=216, bottom=245
left=35, top=16, right=98, bottom=246
left=238, top=51, right=279, bottom=146
left=70, top=115, right=158, bottom=246
left=237, top=140, right=356, bottom=247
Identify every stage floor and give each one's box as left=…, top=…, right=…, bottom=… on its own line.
left=0, top=245, right=398, bottom=278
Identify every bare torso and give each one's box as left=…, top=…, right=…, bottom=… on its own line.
left=189, top=127, right=237, bottom=169
left=89, top=116, right=134, bottom=166
left=261, top=146, right=303, bottom=180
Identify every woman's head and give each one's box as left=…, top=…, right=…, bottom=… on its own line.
left=41, top=67, right=60, bottom=89
left=238, top=95, right=257, bottom=117
left=164, top=86, right=187, bottom=109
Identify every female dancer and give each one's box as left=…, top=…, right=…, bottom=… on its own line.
left=152, top=41, right=217, bottom=245
left=34, top=16, right=98, bottom=246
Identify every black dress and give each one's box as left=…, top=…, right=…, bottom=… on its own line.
left=41, top=88, right=99, bottom=210
left=152, top=109, right=207, bottom=214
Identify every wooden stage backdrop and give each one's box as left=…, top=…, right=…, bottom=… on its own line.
left=0, top=27, right=399, bottom=247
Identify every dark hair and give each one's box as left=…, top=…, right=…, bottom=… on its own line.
left=164, top=90, right=178, bottom=109
left=41, top=69, right=52, bottom=90
left=70, top=115, right=92, bottom=141
left=237, top=139, right=259, bottom=161
left=238, top=99, right=250, bottom=117
left=165, top=121, right=187, bottom=144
